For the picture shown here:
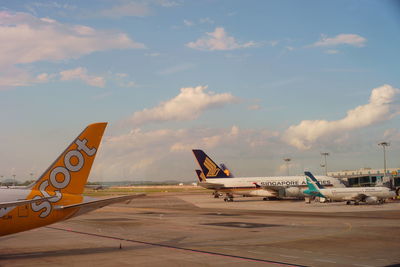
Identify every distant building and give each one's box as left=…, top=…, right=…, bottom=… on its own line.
left=328, top=168, right=398, bottom=178
left=328, top=168, right=400, bottom=190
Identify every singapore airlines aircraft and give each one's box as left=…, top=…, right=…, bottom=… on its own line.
left=0, top=122, right=144, bottom=237
left=193, top=149, right=344, bottom=201
left=304, top=171, right=395, bottom=205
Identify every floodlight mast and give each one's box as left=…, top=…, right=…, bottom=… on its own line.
left=283, top=158, right=291, bottom=176
left=378, top=142, right=390, bottom=177
left=321, top=152, right=329, bottom=176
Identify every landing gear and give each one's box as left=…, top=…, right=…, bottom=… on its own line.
left=346, top=201, right=351, bottom=205
left=263, top=197, right=268, bottom=201
left=224, top=193, right=234, bottom=202
left=213, top=191, right=220, bottom=198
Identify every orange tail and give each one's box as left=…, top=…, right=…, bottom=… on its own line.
left=29, top=122, right=107, bottom=196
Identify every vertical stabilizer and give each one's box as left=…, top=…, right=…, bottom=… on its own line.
left=29, top=123, right=107, bottom=196
left=195, top=170, right=207, bottom=182
left=192, top=149, right=229, bottom=179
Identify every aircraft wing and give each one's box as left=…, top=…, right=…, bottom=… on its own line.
left=0, top=197, right=51, bottom=209
left=55, top=194, right=146, bottom=211
left=198, top=182, right=225, bottom=190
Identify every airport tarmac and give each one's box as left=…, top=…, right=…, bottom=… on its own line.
left=1, top=192, right=399, bottom=267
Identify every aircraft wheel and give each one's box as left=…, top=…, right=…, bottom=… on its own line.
left=263, top=197, right=268, bottom=201
left=346, top=201, right=351, bottom=205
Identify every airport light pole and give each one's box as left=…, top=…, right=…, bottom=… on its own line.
left=12, top=174, right=16, bottom=187
left=283, top=158, right=291, bottom=176
left=378, top=142, right=390, bottom=177
left=321, top=152, right=329, bottom=176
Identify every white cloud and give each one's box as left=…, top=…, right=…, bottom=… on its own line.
left=312, top=34, right=366, bottom=47
left=91, top=125, right=279, bottom=180
left=186, top=27, right=257, bottom=51
left=0, top=11, right=144, bottom=89
left=0, top=11, right=144, bottom=66
left=383, top=129, right=400, bottom=142
left=170, top=126, right=240, bottom=152
left=129, top=86, right=236, bottom=126
left=60, top=67, right=105, bottom=87
left=36, top=73, right=50, bottom=83
left=282, top=84, right=400, bottom=150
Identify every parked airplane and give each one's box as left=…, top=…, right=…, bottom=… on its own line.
left=192, top=149, right=344, bottom=201
left=304, top=171, right=396, bottom=205
left=85, top=184, right=110, bottom=190
left=0, top=122, right=144, bottom=237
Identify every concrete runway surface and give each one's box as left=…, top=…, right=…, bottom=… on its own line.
left=1, top=192, right=399, bottom=267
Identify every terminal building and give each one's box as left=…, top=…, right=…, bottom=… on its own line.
left=327, top=168, right=400, bottom=194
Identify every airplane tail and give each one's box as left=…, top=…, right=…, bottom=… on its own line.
left=192, top=149, right=230, bottom=179
left=304, top=171, right=326, bottom=198
left=28, top=123, right=107, bottom=196
left=219, top=163, right=234, bottom=177
left=195, top=170, right=207, bottom=182
left=305, top=171, right=325, bottom=189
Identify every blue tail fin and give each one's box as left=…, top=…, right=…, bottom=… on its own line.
left=195, top=170, right=207, bottom=182
left=219, top=163, right=234, bottom=178
left=304, top=171, right=326, bottom=198
left=305, top=171, right=325, bottom=189
left=192, top=150, right=230, bottom=179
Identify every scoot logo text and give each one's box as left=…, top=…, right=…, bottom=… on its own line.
left=31, top=138, right=96, bottom=218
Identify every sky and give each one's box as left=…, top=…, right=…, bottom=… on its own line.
left=1, top=0, right=400, bottom=182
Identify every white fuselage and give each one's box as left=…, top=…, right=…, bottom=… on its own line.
left=319, top=187, right=396, bottom=201
left=204, top=175, right=344, bottom=198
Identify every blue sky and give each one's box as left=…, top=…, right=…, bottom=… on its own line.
left=1, top=0, right=399, bottom=182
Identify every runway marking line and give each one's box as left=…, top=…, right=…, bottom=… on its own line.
left=45, top=226, right=307, bottom=267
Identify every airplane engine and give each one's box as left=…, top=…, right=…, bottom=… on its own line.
left=249, top=189, right=276, bottom=197
left=282, top=187, right=303, bottom=197
left=365, top=196, right=378, bottom=204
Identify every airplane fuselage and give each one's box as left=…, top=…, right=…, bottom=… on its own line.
left=201, top=175, right=343, bottom=198
left=318, top=187, right=396, bottom=202
left=0, top=188, right=84, bottom=236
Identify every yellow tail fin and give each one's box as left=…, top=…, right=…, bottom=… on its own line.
left=29, top=122, right=107, bottom=196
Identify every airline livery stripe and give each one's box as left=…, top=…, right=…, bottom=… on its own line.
left=204, top=157, right=219, bottom=177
